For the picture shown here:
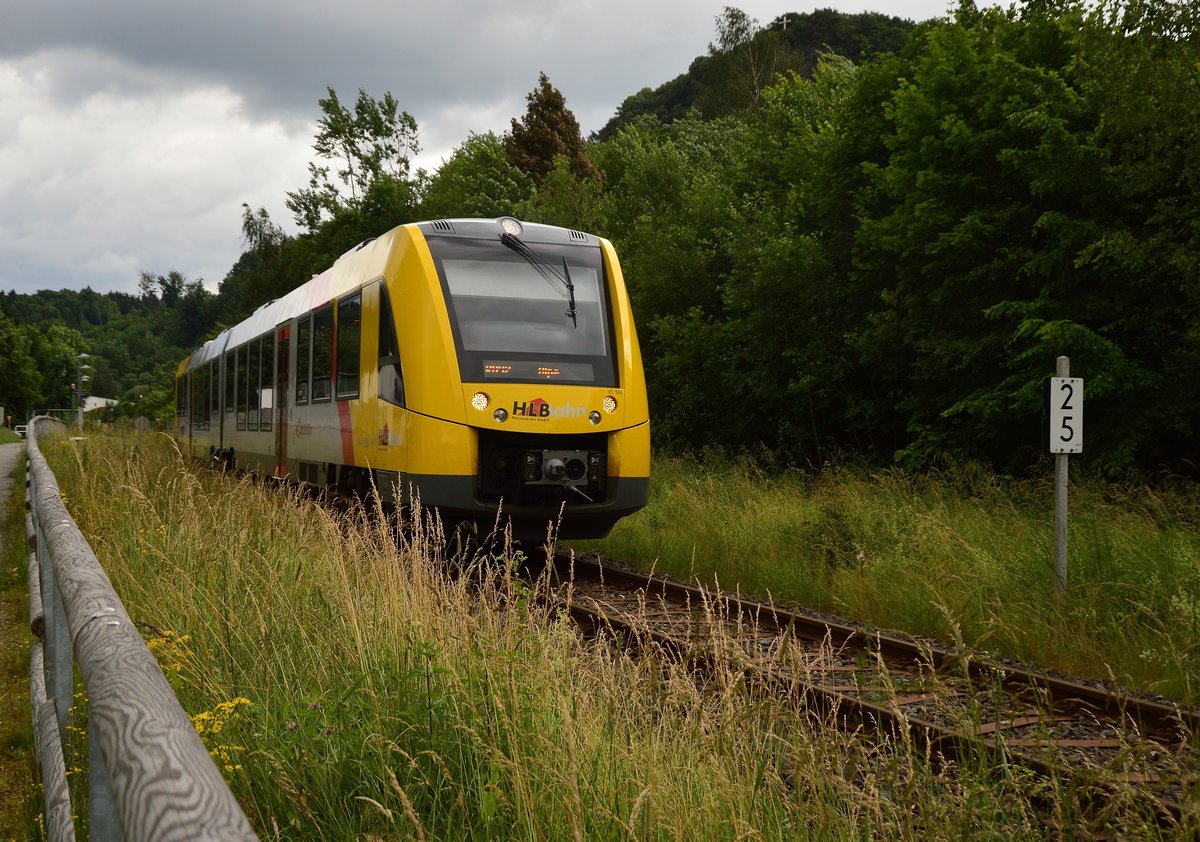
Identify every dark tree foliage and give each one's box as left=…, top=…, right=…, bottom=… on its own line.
left=507, top=72, right=600, bottom=184
left=592, top=71, right=707, bottom=142
left=609, top=0, right=1200, bottom=476
left=842, top=0, right=1200, bottom=473
left=593, top=7, right=915, bottom=140
left=593, top=114, right=744, bottom=445
left=513, top=155, right=607, bottom=233
left=774, top=6, right=920, bottom=72
left=419, top=132, right=532, bottom=220
left=701, top=6, right=780, bottom=114
left=0, top=309, right=41, bottom=419
left=0, top=272, right=215, bottom=423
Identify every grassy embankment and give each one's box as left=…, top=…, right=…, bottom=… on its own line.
left=0, top=446, right=37, bottom=840
left=25, top=428, right=1196, bottom=839
left=581, top=454, right=1200, bottom=704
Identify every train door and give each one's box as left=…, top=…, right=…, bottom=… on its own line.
left=274, top=326, right=290, bottom=477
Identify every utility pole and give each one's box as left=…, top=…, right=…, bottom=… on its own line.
left=76, top=353, right=92, bottom=431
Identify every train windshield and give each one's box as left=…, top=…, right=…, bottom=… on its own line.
left=428, top=236, right=617, bottom=386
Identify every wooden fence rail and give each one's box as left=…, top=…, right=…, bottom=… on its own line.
left=25, top=417, right=258, bottom=841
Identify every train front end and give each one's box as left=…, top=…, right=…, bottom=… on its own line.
left=401, top=217, right=649, bottom=540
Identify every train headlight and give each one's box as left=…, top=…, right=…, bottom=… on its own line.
left=602, top=396, right=618, bottom=414
left=588, top=411, right=602, bottom=425
left=493, top=408, right=508, bottom=423
left=471, top=392, right=490, bottom=411
left=499, top=217, right=523, bottom=236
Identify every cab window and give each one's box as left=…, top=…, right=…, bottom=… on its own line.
left=378, top=283, right=404, bottom=407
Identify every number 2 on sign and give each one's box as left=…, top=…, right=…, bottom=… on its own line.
left=1058, top=382, right=1074, bottom=442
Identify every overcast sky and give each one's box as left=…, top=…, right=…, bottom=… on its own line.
left=0, top=0, right=962, bottom=298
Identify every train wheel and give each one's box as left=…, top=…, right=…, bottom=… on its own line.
left=336, top=466, right=374, bottom=504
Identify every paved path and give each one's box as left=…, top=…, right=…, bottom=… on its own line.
left=0, top=442, right=29, bottom=833
left=0, top=442, right=23, bottom=545
left=0, top=442, right=22, bottom=484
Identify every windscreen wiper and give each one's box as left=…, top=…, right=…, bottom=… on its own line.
left=561, top=258, right=577, bottom=327
left=499, top=232, right=578, bottom=328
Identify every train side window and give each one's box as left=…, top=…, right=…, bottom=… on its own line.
left=336, top=293, right=361, bottom=400
left=312, top=306, right=333, bottom=402
left=209, top=360, right=218, bottom=423
left=296, top=315, right=311, bottom=405
left=198, top=364, right=210, bottom=429
left=378, top=284, right=404, bottom=407
left=260, top=333, right=274, bottom=432
left=236, top=344, right=248, bottom=430
left=224, top=349, right=235, bottom=414
left=247, top=339, right=260, bottom=431
left=178, top=373, right=188, bottom=419
left=194, top=364, right=208, bottom=430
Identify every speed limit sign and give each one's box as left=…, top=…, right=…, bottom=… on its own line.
left=1044, top=377, right=1083, bottom=454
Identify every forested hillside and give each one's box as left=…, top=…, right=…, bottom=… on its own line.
left=592, top=7, right=915, bottom=139
left=0, top=273, right=218, bottom=423
left=3, top=1, right=1196, bottom=477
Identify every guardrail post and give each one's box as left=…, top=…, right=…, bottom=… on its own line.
left=30, top=642, right=75, bottom=841
left=88, top=737, right=121, bottom=840
left=28, top=464, right=76, bottom=842
left=35, top=489, right=74, bottom=738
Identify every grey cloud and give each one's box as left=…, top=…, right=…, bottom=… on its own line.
left=0, top=0, right=955, bottom=296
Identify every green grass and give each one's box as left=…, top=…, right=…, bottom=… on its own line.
left=579, top=454, right=1200, bottom=703
left=31, top=429, right=1196, bottom=839
left=0, top=447, right=39, bottom=841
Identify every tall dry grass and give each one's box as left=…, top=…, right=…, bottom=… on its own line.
left=37, top=430, right=1191, bottom=838
left=582, top=455, right=1200, bottom=703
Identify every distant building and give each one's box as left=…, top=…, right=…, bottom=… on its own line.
left=84, top=396, right=119, bottom=413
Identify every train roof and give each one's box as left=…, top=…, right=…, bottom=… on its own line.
left=183, top=217, right=604, bottom=375
left=183, top=228, right=401, bottom=374
left=416, top=217, right=601, bottom=247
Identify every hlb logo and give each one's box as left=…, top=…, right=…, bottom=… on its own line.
left=513, top=398, right=551, bottom=418
left=513, top=398, right=588, bottom=419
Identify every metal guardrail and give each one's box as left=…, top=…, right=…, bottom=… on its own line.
left=25, top=417, right=258, bottom=841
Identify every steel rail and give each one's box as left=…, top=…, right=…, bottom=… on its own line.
left=546, top=551, right=1198, bottom=829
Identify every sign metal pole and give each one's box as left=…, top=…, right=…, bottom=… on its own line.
left=1046, top=355, right=1082, bottom=597
left=1054, top=360, right=1068, bottom=596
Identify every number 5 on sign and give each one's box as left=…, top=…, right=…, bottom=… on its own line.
left=1045, top=377, right=1083, bottom=453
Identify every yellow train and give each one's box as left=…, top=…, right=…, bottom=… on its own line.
left=175, top=217, right=650, bottom=539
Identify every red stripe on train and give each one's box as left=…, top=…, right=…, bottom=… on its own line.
left=338, top=401, right=354, bottom=465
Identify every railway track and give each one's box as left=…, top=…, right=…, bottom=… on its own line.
left=535, top=550, right=1198, bottom=832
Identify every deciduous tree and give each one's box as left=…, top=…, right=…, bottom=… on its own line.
left=286, top=87, right=421, bottom=232
left=420, top=132, right=532, bottom=219
left=0, top=310, right=41, bottom=419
